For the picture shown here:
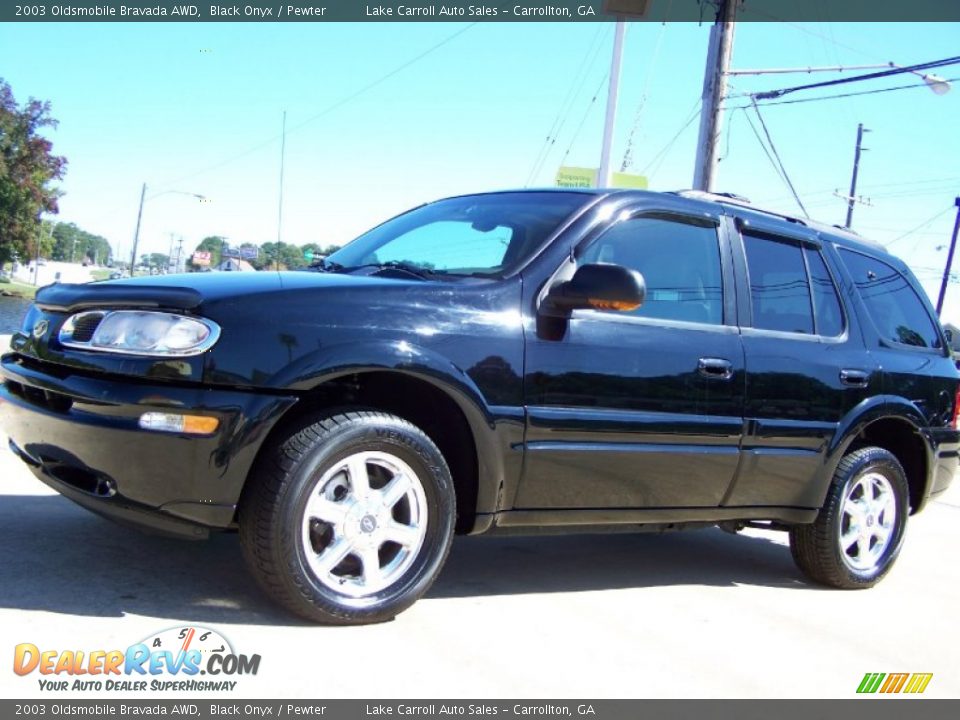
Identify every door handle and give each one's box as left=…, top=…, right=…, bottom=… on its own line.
left=840, top=369, right=869, bottom=388
left=698, top=357, right=733, bottom=381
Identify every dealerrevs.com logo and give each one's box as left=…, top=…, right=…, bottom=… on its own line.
left=13, top=626, right=261, bottom=692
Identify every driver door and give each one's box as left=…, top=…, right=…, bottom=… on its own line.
left=518, top=208, right=745, bottom=510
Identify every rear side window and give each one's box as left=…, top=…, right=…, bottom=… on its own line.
left=805, top=248, right=844, bottom=337
left=742, top=235, right=844, bottom=337
left=743, top=235, right=814, bottom=334
left=838, top=249, right=941, bottom=349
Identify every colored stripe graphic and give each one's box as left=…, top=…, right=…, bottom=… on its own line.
left=904, top=673, right=933, bottom=694
left=857, top=672, right=933, bottom=694
left=880, top=673, right=909, bottom=693
left=857, top=673, right=885, bottom=693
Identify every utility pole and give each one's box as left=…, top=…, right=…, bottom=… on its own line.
left=845, top=123, right=870, bottom=228
left=167, top=232, right=176, bottom=274
left=276, top=110, right=287, bottom=271
left=598, top=20, right=627, bottom=188
left=692, top=0, right=738, bottom=192
left=129, top=182, right=147, bottom=277
left=33, top=222, right=51, bottom=286
left=936, top=197, right=960, bottom=317
left=174, top=236, right=184, bottom=274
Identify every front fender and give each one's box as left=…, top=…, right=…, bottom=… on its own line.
left=264, top=339, right=519, bottom=521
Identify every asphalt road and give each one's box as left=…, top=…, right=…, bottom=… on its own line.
left=0, top=334, right=957, bottom=699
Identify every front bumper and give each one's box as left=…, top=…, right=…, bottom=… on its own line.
left=0, top=353, right=297, bottom=537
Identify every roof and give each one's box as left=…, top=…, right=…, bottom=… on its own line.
left=438, top=187, right=893, bottom=256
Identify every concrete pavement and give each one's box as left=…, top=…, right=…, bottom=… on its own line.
left=0, top=350, right=957, bottom=698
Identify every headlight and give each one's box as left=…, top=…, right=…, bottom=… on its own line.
left=59, top=311, right=220, bottom=357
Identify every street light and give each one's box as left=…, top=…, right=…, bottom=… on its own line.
left=919, top=72, right=951, bottom=95
left=128, top=183, right=207, bottom=277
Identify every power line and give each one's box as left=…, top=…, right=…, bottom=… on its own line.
left=752, top=14, right=893, bottom=64
left=752, top=56, right=960, bottom=101
left=749, top=98, right=809, bottom=218
left=158, top=23, right=479, bottom=191
left=886, top=206, right=955, bottom=247
left=620, top=13, right=672, bottom=172
left=725, top=76, right=960, bottom=110
left=524, top=24, right=609, bottom=187
left=639, top=98, right=702, bottom=178
left=557, top=73, right=610, bottom=173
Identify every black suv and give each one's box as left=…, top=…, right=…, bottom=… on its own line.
left=2, top=189, right=957, bottom=624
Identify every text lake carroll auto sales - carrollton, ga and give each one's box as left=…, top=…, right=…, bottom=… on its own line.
left=12, top=627, right=261, bottom=693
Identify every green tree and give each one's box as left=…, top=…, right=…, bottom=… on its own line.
left=257, top=241, right=309, bottom=270
left=0, top=79, right=66, bottom=265
left=187, top=235, right=227, bottom=270
left=22, top=219, right=55, bottom=264
left=51, top=222, right=112, bottom=265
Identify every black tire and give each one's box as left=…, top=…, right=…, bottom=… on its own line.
left=789, top=446, right=909, bottom=589
left=239, top=410, right=456, bottom=624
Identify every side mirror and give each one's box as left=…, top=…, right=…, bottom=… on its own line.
left=543, top=263, right=645, bottom=315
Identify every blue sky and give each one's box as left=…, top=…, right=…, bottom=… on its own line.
left=1, top=20, right=959, bottom=317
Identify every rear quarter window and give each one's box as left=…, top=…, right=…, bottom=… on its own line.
left=838, top=248, right=942, bottom=349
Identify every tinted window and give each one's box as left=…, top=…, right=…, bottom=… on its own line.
left=327, top=192, right=588, bottom=277
left=805, top=247, right=844, bottom=337
left=839, top=249, right=941, bottom=349
left=743, top=235, right=813, bottom=334
left=580, top=216, right=723, bottom=324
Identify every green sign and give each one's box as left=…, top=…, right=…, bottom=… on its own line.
left=303, top=250, right=314, bottom=261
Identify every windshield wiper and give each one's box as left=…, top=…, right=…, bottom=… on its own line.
left=338, top=261, right=445, bottom=280
left=308, top=258, right=346, bottom=272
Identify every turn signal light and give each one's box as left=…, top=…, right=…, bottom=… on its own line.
left=953, top=386, right=960, bottom=429
left=139, top=412, right=220, bottom=435
left=587, top=298, right=642, bottom=312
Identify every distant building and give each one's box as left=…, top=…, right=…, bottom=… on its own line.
left=216, top=259, right=256, bottom=272
left=944, top=323, right=960, bottom=354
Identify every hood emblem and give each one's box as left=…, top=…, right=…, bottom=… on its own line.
left=32, top=320, right=49, bottom=339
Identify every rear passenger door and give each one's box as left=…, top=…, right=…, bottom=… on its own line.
left=726, top=216, right=879, bottom=509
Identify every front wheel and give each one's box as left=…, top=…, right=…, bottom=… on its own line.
left=239, top=411, right=456, bottom=624
left=789, top=446, right=908, bottom=589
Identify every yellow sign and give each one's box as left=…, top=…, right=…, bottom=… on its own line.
left=611, top=172, right=648, bottom=190
left=556, top=167, right=648, bottom=190
left=556, top=167, right=597, bottom=188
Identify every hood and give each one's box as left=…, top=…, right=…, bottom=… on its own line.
left=33, top=271, right=429, bottom=314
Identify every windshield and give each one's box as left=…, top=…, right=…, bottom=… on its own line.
left=325, top=192, right=591, bottom=277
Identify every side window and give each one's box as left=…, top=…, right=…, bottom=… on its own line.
left=805, top=247, right=844, bottom=337
left=743, top=234, right=813, bottom=334
left=838, top=249, right=942, bottom=349
left=579, top=215, right=723, bottom=325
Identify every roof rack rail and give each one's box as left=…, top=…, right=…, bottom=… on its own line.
left=671, top=189, right=752, bottom=204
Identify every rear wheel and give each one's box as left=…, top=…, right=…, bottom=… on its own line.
left=240, top=411, right=456, bottom=624
left=789, top=446, right=908, bottom=589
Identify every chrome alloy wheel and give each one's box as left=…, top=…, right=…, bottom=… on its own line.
left=839, top=471, right=897, bottom=572
left=300, top=451, right=428, bottom=597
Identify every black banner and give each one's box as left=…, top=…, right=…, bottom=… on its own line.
left=3, top=0, right=960, bottom=23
